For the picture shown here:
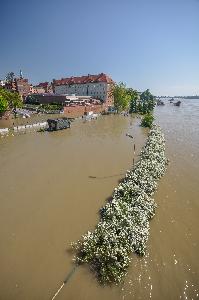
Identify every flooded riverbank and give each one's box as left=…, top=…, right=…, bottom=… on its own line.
left=0, top=100, right=199, bottom=299
left=0, top=113, right=63, bottom=129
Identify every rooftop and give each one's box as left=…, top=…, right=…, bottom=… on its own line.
left=36, top=82, right=49, bottom=88
left=53, top=73, right=114, bottom=86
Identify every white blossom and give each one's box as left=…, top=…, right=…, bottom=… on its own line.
left=72, top=124, right=168, bottom=284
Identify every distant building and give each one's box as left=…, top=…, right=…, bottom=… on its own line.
left=25, top=93, right=103, bottom=117
left=52, top=73, right=114, bottom=106
left=4, top=81, right=17, bottom=92
left=32, top=82, right=53, bottom=94
left=14, top=78, right=30, bottom=98
left=29, top=84, right=36, bottom=94
left=25, top=93, right=101, bottom=105
left=30, top=85, right=45, bottom=94
left=3, top=71, right=30, bottom=98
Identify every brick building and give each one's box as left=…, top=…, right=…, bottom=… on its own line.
left=32, top=82, right=53, bottom=94
left=3, top=81, right=17, bottom=92
left=15, top=78, right=30, bottom=98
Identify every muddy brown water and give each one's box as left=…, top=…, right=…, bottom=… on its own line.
left=0, top=100, right=199, bottom=300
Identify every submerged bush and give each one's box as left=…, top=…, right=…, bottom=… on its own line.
left=72, top=124, right=168, bottom=284
left=141, top=113, right=154, bottom=128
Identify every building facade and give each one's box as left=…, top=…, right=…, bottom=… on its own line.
left=52, top=73, right=114, bottom=106
left=3, top=81, right=17, bottom=92
left=15, top=78, right=30, bottom=98
left=1, top=71, right=30, bottom=98
left=32, top=82, right=53, bottom=94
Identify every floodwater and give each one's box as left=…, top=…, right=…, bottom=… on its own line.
left=0, top=100, right=199, bottom=300
left=0, top=113, right=62, bottom=129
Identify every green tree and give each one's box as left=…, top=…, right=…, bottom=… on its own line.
left=140, top=89, right=155, bottom=113
left=128, top=88, right=139, bottom=113
left=8, top=91, right=23, bottom=109
left=141, top=113, right=154, bottom=128
left=0, top=87, right=22, bottom=110
left=0, top=95, right=9, bottom=113
left=111, top=82, right=131, bottom=111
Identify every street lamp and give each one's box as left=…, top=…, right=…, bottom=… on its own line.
left=126, top=133, right=136, bottom=167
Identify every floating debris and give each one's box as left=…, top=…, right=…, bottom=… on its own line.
left=72, top=124, right=168, bottom=284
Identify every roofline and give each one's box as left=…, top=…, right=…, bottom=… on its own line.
left=53, top=73, right=114, bottom=86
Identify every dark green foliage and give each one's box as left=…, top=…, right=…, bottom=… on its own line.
left=40, top=103, right=63, bottom=110
left=140, top=89, right=156, bottom=113
left=141, top=113, right=154, bottom=128
left=128, top=88, right=139, bottom=113
left=130, top=89, right=156, bottom=114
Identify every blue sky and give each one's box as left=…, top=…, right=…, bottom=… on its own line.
left=0, top=0, right=198, bottom=95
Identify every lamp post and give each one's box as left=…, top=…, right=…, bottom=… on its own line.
left=126, top=133, right=136, bottom=167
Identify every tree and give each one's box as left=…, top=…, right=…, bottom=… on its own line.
left=141, top=113, right=154, bottom=128
left=140, top=89, right=156, bottom=113
left=111, top=82, right=131, bottom=111
left=0, top=87, right=22, bottom=110
left=0, top=95, right=9, bottom=113
left=128, top=88, right=139, bottom=113
left=8, top=91, right=23, bottom=109
left=5, top=72, right=15, bottom=83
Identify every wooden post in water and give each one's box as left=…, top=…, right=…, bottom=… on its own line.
left=50, top=265, right=78, bottom=300
left=133, top=143, right=136, bottom=167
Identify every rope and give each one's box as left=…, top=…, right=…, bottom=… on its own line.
left=89, top=173, right=125, bottom=179
left=51, top=265, right=78, bottom=300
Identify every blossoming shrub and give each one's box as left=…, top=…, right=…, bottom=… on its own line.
left=72, top=124, right=168, bottom=284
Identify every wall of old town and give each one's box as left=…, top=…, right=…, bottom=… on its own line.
left=64, top=104, right=103, bottom=118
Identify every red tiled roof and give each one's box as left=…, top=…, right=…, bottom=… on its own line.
left=53, top=73, right=114, bottom=86
left=37, top=82, right=49, bottom=87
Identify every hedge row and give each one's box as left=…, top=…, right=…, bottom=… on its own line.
left=72, top=124, right=168, bottom=284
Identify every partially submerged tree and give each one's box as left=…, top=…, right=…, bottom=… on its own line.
left=140, top=89, right=156, bottom=113
left=129, top=89, right=156, bottom=114
left=128, top=88, right=140, bottom=113
left=111, top=82, right=131, bottom=111
left=111, top=83, right=155, bottom=115
left=141, top=113, right=154, bottom=128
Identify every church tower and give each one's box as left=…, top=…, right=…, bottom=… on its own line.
left=19, top=69, right=23, bottom=79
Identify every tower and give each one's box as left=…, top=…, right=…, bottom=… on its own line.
left=19, top=70, right=23, bottom=79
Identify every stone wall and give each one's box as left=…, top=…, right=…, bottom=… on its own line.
left=64, top=104, right=103, bottom=118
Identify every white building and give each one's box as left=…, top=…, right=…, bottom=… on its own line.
left=52, top=73, right=114, bottom=106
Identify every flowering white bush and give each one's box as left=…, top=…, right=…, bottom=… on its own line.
left=72, top=124, right=168, bottom=284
